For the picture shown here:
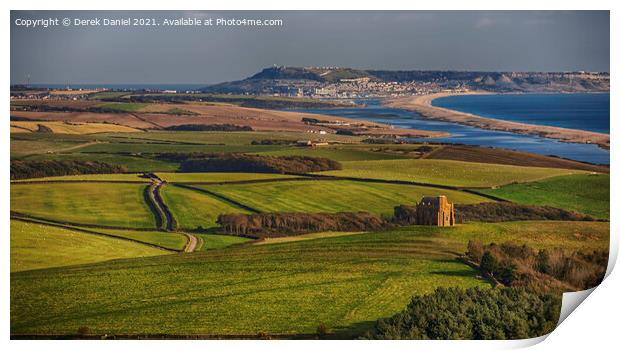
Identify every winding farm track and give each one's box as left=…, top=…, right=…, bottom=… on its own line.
left=142, top=174, right=199, bottom=252
left=11, top=172, right=506, bottom=254
left=182, top=233, right=199, bottom=253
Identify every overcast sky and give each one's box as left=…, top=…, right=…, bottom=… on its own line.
left=10, top=10, right=610, bottom=85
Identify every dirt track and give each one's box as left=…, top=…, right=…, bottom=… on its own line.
left=183, top=233, right=199, bottom=253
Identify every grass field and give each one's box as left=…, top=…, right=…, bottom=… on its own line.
left=10, top=121, right=142, bottom=134
left=255, top=231, right=367, bottom=245
left=76, top=142, right=284, bottom=155
left=10, top=220, right=167, bottom=272
left=10, top=137, right=95, bottom=158
left=319, top=159, right=584, bottom=188
left=257, top=147, right=413, bottom=161
left=24, top=153, right=180, bottom=172
left=202, top=180, right=490, bottom=216
left=160, top=185, right=250, bottom=230
left=11, top=220, right=607, bottom=336
left=10, top=228, right=490, bottom=336
left=11, top=183, right=156, bottom=228
left=12, top=173, right=149, bottom=182
left=91, top=228, right=189, bottom=251
left=111, top=131, right=363, bottom=146
left=195, top=234, right=253, bottom=251
left=156, top=172, right=300, bottom=183
left=479, top=174, right=610, bottom=219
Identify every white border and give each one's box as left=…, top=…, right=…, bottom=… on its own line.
left=3, top=1, right=616, bottom=349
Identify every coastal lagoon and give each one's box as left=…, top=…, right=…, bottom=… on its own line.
left=294, top=99, right=610, bottom=165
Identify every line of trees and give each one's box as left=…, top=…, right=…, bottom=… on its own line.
left=466, top=241, right=607, bottom=293
left=250, top=139, right=297, bottom=145
left=393, top=202, right=596, bottom=225
left=366, top=287, right=561, bottom=340
left=216, top=212, right=387, bottom=237
left=10, top=160, right=127, bottom=180
left=167, top=153, right=342, bottom=174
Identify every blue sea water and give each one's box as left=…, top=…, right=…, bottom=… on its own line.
left=432, top=93, right=610, bottom=134
left=292, top=99, right=610, bottom=165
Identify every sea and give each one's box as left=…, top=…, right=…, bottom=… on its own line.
left=432, top=93, right=610, bottom=134
left=291, top=94, right=610, bottom=165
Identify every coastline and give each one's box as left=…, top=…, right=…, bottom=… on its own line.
left=383, top=92, right=610, bottom=149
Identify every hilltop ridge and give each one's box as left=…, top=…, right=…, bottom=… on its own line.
left=201, top=66, right=610, bottom=96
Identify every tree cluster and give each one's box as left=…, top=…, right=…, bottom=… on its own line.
left=167, top=153, right=342, bottom=174
left=216, top=212, right=387, bottom=237
left=467, top=241, right=607, bottom=293
left=11, top=160, right=127, bottom=180
left=366, top=287, right=561, bottom=340
left=250, top=139, right=297, bottom=146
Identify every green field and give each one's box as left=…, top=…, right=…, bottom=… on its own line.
left=195, top=233, right=253, bottom=251
left=110, top=131, right=363, bottom=146
left=10, top=220, right=167, bottom=272
left=11, top=183, right=156, bottom=228
left=479, top=174, right=610, bottom=219
left=91, top=228, right=189, bottom=251
left=319, top=159, right=584, bottom=188
left=12, top=173, right=149, bottom=182
left=156, top=172, right=299, bottom=183
left=257, top=147, right=412, bottom=161
left=76, top=142, right=284, bottom=155
left=11, top=220, right=607, bottom=336
left=24, top=152, right=180, bottom=172
left=202, top=180, right=490, bottom=216
left=160, top=185, right=250, bottom=230
left=10, top=228, right=490, bottom=336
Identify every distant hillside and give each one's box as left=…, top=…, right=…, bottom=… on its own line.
left=201, top=66, right=610, bottom=94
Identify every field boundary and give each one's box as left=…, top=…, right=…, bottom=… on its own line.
left=172, top=183, right=262, bottom=213
left=10, top=211, right=158, bottom=231
left=10, top=216, right=181, bottom=252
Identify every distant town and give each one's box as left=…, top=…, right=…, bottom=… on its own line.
left=11, top=66, right=610, bottom=101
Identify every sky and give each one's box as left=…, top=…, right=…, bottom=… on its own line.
left=10, top=10, right=610, bottom=85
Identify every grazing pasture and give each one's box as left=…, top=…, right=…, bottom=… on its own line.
left=91, top=228, right=189, bottom=251
left=160, top=185, right=250, bottom=230
left=319, top=159, right=584, bottom=188
left=257, top=147, right=412, bottom=161
left=479, top=174, right=610, bottom=219
left=194, top=233, right=253, bottom=251
left=10, top=228, right=490, bottom=337
left=201, top=180, right=489, bottom=216
left=10, top=220, right=167, bottom=272
left=10, top=183, right=156, bottom=228
left=24, top=153, right=180, bottom=172
left=11, top=220, right=607, bottom=337
left=12, top=173, right=149, bottom=183
left=156, top=172, right=299, bottom=183
left=113, top=131, right=363, bottom=146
